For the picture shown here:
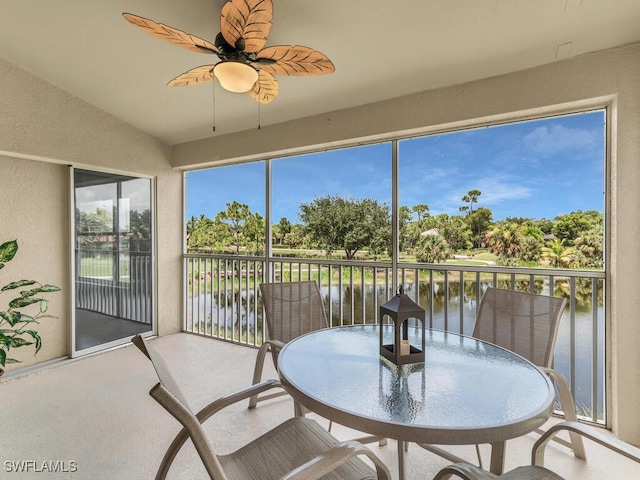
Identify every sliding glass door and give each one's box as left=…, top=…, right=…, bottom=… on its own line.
left=72, top=168, right=154, bottom=355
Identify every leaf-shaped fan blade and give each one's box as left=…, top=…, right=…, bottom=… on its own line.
left=248, top=70, right=279, bottom=104
left=256, top=45, right=335, bottom=76
left=168, top=65, right=216, bottom=86
left=220, top=0, right=273, bottom=53
left=123, top=13, right=218, bottom=54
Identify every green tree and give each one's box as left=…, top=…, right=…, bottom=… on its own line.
left=77, top=207, right=113, bottom=234
left=245, top=212, right=265, bottom=254
left=412, top=204, right=430, bottom=225
left=370, top=223, right=392, bottom=260
left=415, top=233, right=451, bottom=263
left=285, top=224, right=307, bottom=248
left=186, top=214, right=223, bottom=253
left=129, top=209, right=151, bottom=252
left=190, top=202, right=264, bottom=255
left=459, top=189, right=482, bottom=215
left=552, top=210, right=602, bottom=244
left=76, top=207, right=114, bottom=250
left=431, top=214, right=472, bottom=251
left=274, top=217, right=292, bottom=245
left=573, top=224, right=604, bottom=268
left=215, top=201, right=252, bottom=254
left=299, top=195, right=390, bottom=259
left=466, top=207, right=493, bottom=248
left=518, top=224, right=544, bottom=262
left=186, top=214, right=202, bottom=237
left=535, top=218, right=555, bottom=236
left=401, top=204, right=431, bottom=252
left=398, top=205, right=414, bottom=252
left=487, top=222, right=526, bottom=258
left=521, top=236, right=542, bottom=263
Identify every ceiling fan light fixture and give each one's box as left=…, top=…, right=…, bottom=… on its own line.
left=214, top=61, right=258, bottom=93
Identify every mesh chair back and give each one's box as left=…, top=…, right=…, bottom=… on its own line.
left=474, top=287, right=567, bottom=368
left=260, top=281, right=329, bottom=344
left=132, top=335, right=192, bottom=410
left=132, top=335, right=227, bottom=479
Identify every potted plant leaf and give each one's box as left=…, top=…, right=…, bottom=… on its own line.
left=0, top=240, right=60, bottom=380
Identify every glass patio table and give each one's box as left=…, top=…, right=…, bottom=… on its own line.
left=277, top=325, right=554, bottom=480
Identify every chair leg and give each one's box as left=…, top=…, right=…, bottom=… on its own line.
left=248, top=342, right=271, bottom=409
left=545, top=369, right=587, bottom=460
left=474, top=443, right=483, bottom=469
left=397, top=440, right=406, bottom=480
left=294, top=401, right=306, bottom=417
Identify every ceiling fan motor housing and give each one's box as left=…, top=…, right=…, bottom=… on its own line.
left=215, top=32, right=256, bottom=65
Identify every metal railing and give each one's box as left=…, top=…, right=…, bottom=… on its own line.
left=184, top=253, right=606, bottom=424
left=76, top=249, right=152, bottom=324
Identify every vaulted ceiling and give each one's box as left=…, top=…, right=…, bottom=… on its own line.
left=1, top=0, right=639, bottom=146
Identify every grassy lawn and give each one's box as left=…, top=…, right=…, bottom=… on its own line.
left=80, top=257, right=130, bottom=279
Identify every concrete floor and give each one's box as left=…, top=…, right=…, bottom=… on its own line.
left=1, top=332, right=638, bottom=479
left=75, top=308, right=151, bottom=351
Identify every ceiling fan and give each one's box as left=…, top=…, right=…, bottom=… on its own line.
left=123, top=0, right=335, bottom=104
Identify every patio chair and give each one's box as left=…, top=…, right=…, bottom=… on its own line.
left=248, top=281, right=329, bottom=409
left=131, top=334, right=392, bottom=480
left=431, top=421, right=640, bottom=479
left=418, top=287, right=585, bottom=467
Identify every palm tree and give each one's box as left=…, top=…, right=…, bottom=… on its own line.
left=415, top=234, right=451, bottom=263
left=541, top=238, right=578, bottom=268
left=487, top=222, right=525, bottom=258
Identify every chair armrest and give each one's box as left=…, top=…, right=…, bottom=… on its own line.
left=431, top=463, right=497, bottom=480
left=278, top=440, right=392, bottom=480
left=196, top=379, right=284, bottom=423
left=532, top=421, right=640, bottom=467
left=257, top=339, right=287, bottom=356
left=153, top=380, right=286, bottom=480
left=267, top=339, right=286, bottom=367
left=267, top=339, right=286, bottom=350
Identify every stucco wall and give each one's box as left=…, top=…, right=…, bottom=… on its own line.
left=173, top=43, right=640, bottom=444
left=0, top=57, right=183, bottom=367
left=0, top=157, right=68, bottom=365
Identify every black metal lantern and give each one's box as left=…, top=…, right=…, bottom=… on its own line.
left=379, top=286, right=426, bottom=365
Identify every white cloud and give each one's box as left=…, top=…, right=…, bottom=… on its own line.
left=474, top=176, right=533, bottom=204
left=523, top=123, right=600, bottom=157
left=429, top=175, right=534, bottom=216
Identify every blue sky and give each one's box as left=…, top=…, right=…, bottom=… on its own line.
left=186, top=110, right=605, bottom=223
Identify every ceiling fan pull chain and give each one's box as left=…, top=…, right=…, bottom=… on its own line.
left=258, top=100, right=261, bottom=130
left=212, top=80, right=216, bottom=132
